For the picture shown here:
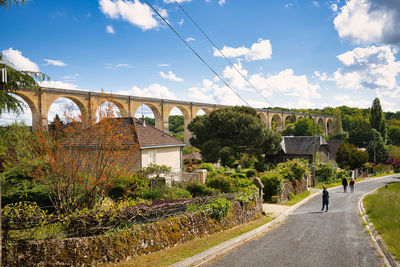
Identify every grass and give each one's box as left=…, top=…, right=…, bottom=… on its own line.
left=284, top=191, right=311, bottom=206
left=363, top=182, right=400, bottom=261
left=313, top=173, right=394, bottom=190
left=367, top=172, right=394, bottom=178
left=103, top=215, right=273, bottom=267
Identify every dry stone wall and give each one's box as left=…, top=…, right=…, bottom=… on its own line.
left=4, top=198, right=263, bottom=266
left=280, top=179, right=308, bottom=202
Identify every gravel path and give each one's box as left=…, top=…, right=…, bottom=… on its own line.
left=205, top=175, right=400, bottom=267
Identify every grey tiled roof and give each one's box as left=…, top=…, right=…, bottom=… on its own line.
left=281, top=136, right=328, bottom=155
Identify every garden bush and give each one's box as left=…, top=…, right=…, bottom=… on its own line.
left=244, top=168, right=257, bottom=178
left=232, top=178, right=253, bottom=190
left=185, top=181, right=217, bottom=197
left=277, top=158, right=310, bottom=182
left=260, top=170, right=284, bottom=201
left=234, top=185, right=259, bottom=206
left=106, top=174, right=148, bottom=200
left=199, top=163, right=214, bottom=172
left=200, top=198, right=232, bottom=220
left=206, top=175, right=234, bottom=193
left=316, top=162, right=336, bottom=183
left=142, top=186, right=192, bottom=200
left=230, top=173, right=247, bottom=179
left=336, top=169, right=351, bottom=180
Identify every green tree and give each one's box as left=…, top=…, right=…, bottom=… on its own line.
left=336, top=141, right=369, bottom=170
left=0, top=0, right=24, bottom=9
left=332, top=108, right=343, bottom=134
left=293, top=117, right=322, bottom=136
left=0, top=53, right=48, bottom=115
left=188, top=106, right=282, bottom=168
left=348, top=121, right=375, bottom=148
left=388, top=125, right=400, bottom=146
left=370, top=97, right=387, bottom=143
left=366, top=135, right=389, bottom=163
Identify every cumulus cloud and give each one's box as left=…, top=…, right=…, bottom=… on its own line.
left=106, top=25, right=115, bottom=34
left=38, top=80, right=80, bottom=90
left=213, top=39, right=272, bottom=61
left=333, top=0, right=400, bottom=46
left=119, top=83, right=177, bottom=99
left=333, top=45, right=400, bottom=90
left=222, top=61, right=249, bottom=90
left=185, top=37, right=195, bottom=42
left=159, top=70, right=184, bottom=82
left=218, top=0, right=226, bottom=6
left=44, top=59, right=67, bottom=67
left=2, top=48, right=39, bottom=72
left=249, top=69, right=321, bottom=99
left=99, top=0, right=163, bottom=31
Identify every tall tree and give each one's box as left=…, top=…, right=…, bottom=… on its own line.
left=336, top=142, right=369, bottom=170
left=370, top=97, right=387, bottom=143
left=0, top=0, right=24, bottom=9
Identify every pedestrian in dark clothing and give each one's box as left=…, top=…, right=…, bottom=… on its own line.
left=349, top=178, right=355, bottom=193
left=322, top=186, right=329, bottom=212
left=342, top=177, right=348, bottom=193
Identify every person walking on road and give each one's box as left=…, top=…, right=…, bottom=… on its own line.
left=349, top=178, right=355, bottom=193
left=342, top=177, right=348, bottom=193
left=321, top=186, right=329, bottom=212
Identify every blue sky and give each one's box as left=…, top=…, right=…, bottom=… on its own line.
left=1, top=0, right=400, bottom=124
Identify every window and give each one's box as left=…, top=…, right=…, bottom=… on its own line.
left=149, top=149, right=156, bottom=164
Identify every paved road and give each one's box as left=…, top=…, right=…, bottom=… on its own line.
left=205, top=175, right=400, bottom=267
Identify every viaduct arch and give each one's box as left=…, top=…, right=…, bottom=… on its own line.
left=14, top=87, right=335, bottom=145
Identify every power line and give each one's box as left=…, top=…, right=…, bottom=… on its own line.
left=174, top=0, right=276, bottom=108
left=143, top=0, right=251, bottom=107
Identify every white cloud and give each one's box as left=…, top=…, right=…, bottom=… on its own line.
left=163, top=0, right=191, bottom=3
left=333, top=0, right=400, bottom=46
left=178, top=19, right=184, bottom=25
left=119, top=83, right=177, bottom=99
left=222, top=61, right=249, bottom=90
left=43, top=59, right=67, bottom=67
left=330, top=3, right=338, bottom=12
left=2, top=48, right=39, bottom=72
left=38, top=80, right=80, bottom=90
left=99, top=0, right=163, bottom=31
left=213, top=39, right=272, bottom=61
left=159, top=71, right=184, bottom=82
left=186, top=37, right=195, bottom=42
left=106, top=25, right=115, bottom=34
left=249, top=69, right=321, bottom=99
left=333, top=45, right=400, bottom=90
left=105, top=63, right=132, bottom=69
left=218, top=0, right=226, bottom=6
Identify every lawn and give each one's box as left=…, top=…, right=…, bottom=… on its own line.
left=103, top=215, right=273, bottom=267
left=284, top=190, right=312, bottom=206
left=363, top=182, right=400, bottom=261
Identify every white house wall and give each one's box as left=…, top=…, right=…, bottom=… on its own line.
left=141, top=146, right=182, bottom=170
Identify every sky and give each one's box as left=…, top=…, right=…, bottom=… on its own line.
left=1, top=0, right=400, bottom=125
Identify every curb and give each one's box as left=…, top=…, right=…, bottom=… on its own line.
left=170, top=190, right=321, bottom=267
left=358, top=186, right=399, bottom=267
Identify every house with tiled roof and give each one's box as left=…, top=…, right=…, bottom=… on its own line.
left=64, top=117, right=185, bottom=172
left=281, top=136, right=331, bottom=163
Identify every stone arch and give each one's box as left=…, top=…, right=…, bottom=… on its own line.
left=327, top=119, right=333, bottom=135
left=13, top=92, right=40, bottom=130
left=96, top=99, right=129, bottom=118
left=257, top=112, right=268, bottom=125
left=166, top=105, right=191, bottom=145
left=193, top=107, right=211, bottom=116
left=297, top=115, right=304, bottom=120
left=284, top=115, right=294, bottom=127
left=47, top=96, right=88, bottom=124
left=271, top=114, right=283, bottom=131
left=317, top=118, right=326, bottom=134
left=133, top=103, right=163, bottom=130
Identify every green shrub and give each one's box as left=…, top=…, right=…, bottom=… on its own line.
left=206, top=175, right=234, bottom=193
left=277, top=158, right=310, bottom=182
left=106, top=173, right=149, bottom=200
left=260, top=170, right=284, bottom=201
left=2, top=201, right=49, bottom=231
left=199, top=163, right=214, bottom=172
left=336, top=169, right=351, bottom=180
left=230, top=173, right=247, bottom=179
left=200, top=198, right=232, bottom=220
left=244, top=168, right=257, bottom=178
left=395, top=168, right=400, bottom=173
left=232, top=178, right=253, bottom=190
left=142, top=186, right=192, bottom=200
left=185, top=181, right=217, bottom=197
left=234, top=185, right=259, bottom=206
left=316, top=162, right=336, bottom=183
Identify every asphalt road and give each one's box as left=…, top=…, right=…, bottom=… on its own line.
left=205, top=175, right=400, bottom=267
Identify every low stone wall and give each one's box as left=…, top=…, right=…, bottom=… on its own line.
left=280, top=179, right=308, bottom=202
left=4, top=198, right=263, bottom=266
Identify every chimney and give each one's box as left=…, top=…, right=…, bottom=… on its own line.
left=141, top=115, right=146, bottom=127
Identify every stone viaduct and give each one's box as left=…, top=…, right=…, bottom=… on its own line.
left=14, top=87, right=335, bottom=145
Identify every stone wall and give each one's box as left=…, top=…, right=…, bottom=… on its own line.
left=4, top=198, right=263, bottom=266
left=280, top=179, right=308, bottom=203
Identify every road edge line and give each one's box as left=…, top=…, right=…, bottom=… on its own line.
left=358, top=186, right=399, bottom=267
left=170, top=190, right=321, bottom=267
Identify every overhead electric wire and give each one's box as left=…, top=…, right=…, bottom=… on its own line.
left=174, top=0, right=275, bottom=108
left=143, top=0, right=251, bottom=107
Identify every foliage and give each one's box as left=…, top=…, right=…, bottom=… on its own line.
left=366, top=135, right=389, bottom=163
left=388, top=125, right=400, bottom=145
left=141, top=186, right=192, bottom=200
left=386, top=156, right=400, bottom=169
left=200, top=198, right=232, bottom=220
left=206, top=175, right=234, bottom=193
left=315, top=162, right=336, bottom=183
left=0, top=0, right=24, bottom=9
left=237, top=154, right=258, bottom=169
left=188, top=106, right=282, bottom=168
left=276, top=158, right=310, bottom=182
left=185, top=163, right=199, bottom=173
left=199, top=162, right=214, bottom=172
left=293, top=118, right=323, bottom=136
left=370, top=97, right=387, bottom=143
left=105, top=173, right=149, bottom=200
left=336, top=141, right=369, bottom=169
left=244, top=168, right=257, bottom=178
left=389, top=146, right=400, bottom=160
left=0, top=52, right=49, bottom=115
left=231, top=177, right=253, bottom=190
left=234, top=185, right=259, bottom=206
left=169, top=115, right=184, bottom=138
left=348, top=121, right=375, bottom=148
left=30, top=108, right=141, bottom=213
left=229, top=173, right=247, bottom=179
left=185, top=181, right=217, bottom=197
left=144, top=117, right=155, bottom=126
left=138, top=163, right=172, bottom=178
left=2, top=201, right=49, bottom=231
left=260, top=170, right=284, bottom=201
left=183, top=146, right=200, bottom=155
left=336, top=169, right=351, bottom=180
